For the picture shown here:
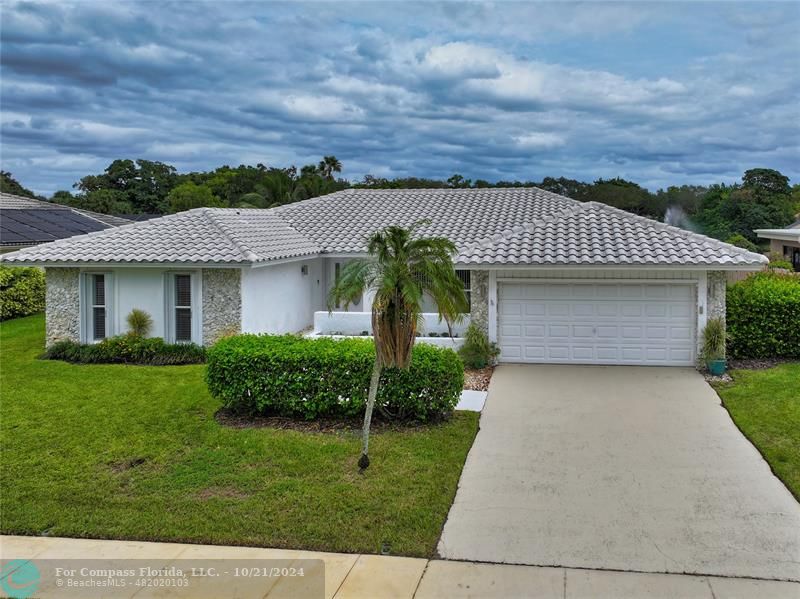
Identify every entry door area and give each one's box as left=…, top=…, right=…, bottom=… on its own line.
left=497, top=282, right=696, bottom=366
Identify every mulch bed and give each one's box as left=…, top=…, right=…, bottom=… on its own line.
left=215, top=408, right=439, bottom=433
left=464, top=366, right=494, bottom=391
left=727, top=357, right=796, bottom=370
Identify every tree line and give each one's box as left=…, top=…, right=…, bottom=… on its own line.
left=2, top=160, right=797, bottom=247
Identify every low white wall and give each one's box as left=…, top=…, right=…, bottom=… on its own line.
left=242, top=259, right=323, bottom=334
left=313, top=311, right=469, bottom=337
left=306, top=333, right=465, bottom=351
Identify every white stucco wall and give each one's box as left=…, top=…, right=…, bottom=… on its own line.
left=112, top=268, right=170, bottom=338
left=241, top=258, right=324, bottom=334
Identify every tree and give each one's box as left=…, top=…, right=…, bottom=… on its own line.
left=75, top=159, right=178, bottom=213
left=317, top=155, right=342, bottom=180
left=0, top=172, right=37, bottom=198
left=328, top=223, right=469, bottom=470
left=742, top=168, right=790, bottom=196
left=166, top=182, right=221, bottom=213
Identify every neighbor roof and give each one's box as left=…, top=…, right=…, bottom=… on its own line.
left=0, top=192, right=131, bottom=247
left=1, top=187, right=767, bottom=267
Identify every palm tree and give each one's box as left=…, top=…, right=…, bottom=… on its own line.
left=318, top=155, right=343, bottom=180
left=329, top=222, right=469, bottom=470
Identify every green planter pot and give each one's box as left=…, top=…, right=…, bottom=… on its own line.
left=707, top=359, right=726, bottom=376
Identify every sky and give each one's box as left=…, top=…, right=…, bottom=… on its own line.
left=1, top=1, right=799, bottom=196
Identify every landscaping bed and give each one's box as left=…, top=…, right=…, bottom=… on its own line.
left=0, top=315, right=479, bottom=557
left=712, top=362, right=800, bottom=501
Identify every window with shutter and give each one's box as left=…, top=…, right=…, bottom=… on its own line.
left=456, top=270, right=471, bottom=312
left=92, top=274, right=106, bottom=340
left=174, top=274, right=192, bottom=342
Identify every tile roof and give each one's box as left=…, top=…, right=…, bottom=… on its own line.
left=0, top=193, right=132, bottom=247
left=0, top=208, right=317, bottom=265
left=458, top=202, right=767, bottom=266
left=1, top=188, right=767, bottom=267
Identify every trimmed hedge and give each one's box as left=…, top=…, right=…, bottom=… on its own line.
left=206, top=335, right=464, bottom=421
left=727, top=272, right=800, bottom=359
left=45, top=336, right=206, bottom=365
left=0, top=266, right=45, bottom=321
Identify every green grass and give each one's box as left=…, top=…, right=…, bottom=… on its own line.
left=714, top=362, right=800, bottom=500
left=0, top=315, right=478, bottom=557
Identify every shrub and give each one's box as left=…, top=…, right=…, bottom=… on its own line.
left=727, top=272, right=800, bottom=359
left=205, top=335, right=464, bottom=421
left=44, top=336, right=205, bottom=365
left=725, top=233, right=759, bottom=253
left=0, top=266, right=45, bottom=320
left=126, top=308, right=154, bottom=337
left=768, top=259, right=794, bottom=271
left=700, top=317, right=726, bottom=361
left=458, top=322, right=500, bottom=369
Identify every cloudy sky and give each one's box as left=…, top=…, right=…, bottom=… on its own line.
left=1, top=1, right=798, bottom=196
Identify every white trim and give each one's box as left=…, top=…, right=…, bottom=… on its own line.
left=755, top=230, right=800, bottom=242
left=79, top=270, right=114, bottom=343
left=697, top=270, right=708, bottom=341
left=163, top=270, right=202, bottom=344
left=496, top=277, right=698, bottom=284
left=465, top=264, right=765, bottom=272
left=488, top=270, right=497, bottom=343
left=3, top=261, right=247, bottom=269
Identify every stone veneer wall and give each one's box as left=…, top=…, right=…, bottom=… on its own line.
left=707, top=271, right=727, bottom=321
left=202, top=268, right=241, bottom=345
left=45, top=267, right=80, bottom=346
left=470, top=270, right=490, bottom=335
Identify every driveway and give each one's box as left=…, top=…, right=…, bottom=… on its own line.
left=438, top=365, right=800, bottom=581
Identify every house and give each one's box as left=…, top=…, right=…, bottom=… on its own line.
left=0, top=187, right=767, bottom=366
left=0, top=192, right=131, bottom=253
left=755, top=219, right=800, bottom=271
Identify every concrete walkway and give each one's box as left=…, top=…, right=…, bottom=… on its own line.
left=438, top=365, right=800, bottom=582
left=2, top=535, right=798, bottom=598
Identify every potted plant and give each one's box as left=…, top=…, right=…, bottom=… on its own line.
left=702, top=317, right=727, bottom=375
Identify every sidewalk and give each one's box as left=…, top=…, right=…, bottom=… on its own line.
left=2, top=535, right=798, bottom=598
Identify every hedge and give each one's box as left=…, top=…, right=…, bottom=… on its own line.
left=0, top=266, right=45, bottom=321
left=206, top=335, right=464, bottom=421
left=45, top=336, right=206, bottom=365
left=727, top=272, right=800, bottom=359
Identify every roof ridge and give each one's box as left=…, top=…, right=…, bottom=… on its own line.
left=201, top=209, right=261, bottom=262
left=584, top=202, right=767, bottom=262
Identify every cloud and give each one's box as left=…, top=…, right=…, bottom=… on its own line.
left=0, top=0, right=797, bottom=196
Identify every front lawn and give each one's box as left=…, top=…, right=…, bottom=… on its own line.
left=0, top=315, right=478, bottom=557
left=713, top=362, right=800, bottom=500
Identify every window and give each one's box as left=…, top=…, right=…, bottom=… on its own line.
left=91, top=274, right=107, bottom=340
left=173, top=274, right=193, bottom=342
left=456, top=270, right=471, bottom=312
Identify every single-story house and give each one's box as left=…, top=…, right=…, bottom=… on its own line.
left=0, top=192, right=131, bottom=253
left=1, top=187, right=767, bottom=366
left=755, top=219, right=800, bottom=271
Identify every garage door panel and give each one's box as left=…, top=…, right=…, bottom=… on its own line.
left=596, top=304, right=619, bottom=316
left=621, top=304, right=643, bottom=317
left=498, top=282, right=695, bottom=366
left=525, top=324, right=546, bottom=336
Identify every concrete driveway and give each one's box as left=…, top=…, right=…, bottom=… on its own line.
left=438, top=365, right=800, bottom=582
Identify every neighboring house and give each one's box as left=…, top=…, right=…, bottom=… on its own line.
left=1, top=188, right=767, bottom=366
left=0, top=192, right=131, bottom=253
left=755, top=219, right=800, bottom=271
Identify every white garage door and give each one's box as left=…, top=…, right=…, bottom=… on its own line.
left=498, top=282, right=696, bottom=366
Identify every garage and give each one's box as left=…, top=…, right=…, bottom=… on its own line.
left=497, top=282, right=696, bottom=366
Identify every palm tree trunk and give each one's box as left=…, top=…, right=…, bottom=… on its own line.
left=359, top=359, right=382, bottom=470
